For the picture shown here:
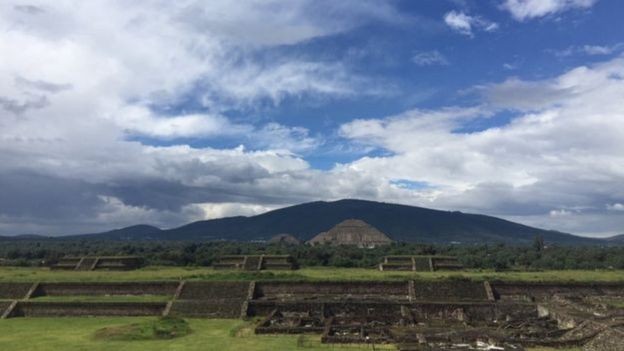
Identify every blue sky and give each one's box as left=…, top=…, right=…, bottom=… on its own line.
left=1, top=0, right=624, bottom=237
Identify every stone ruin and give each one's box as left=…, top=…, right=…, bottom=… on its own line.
left=247, top=280, right=624, bottom=350
left=307, top=219, right=394, bottom=248
left=379, top=255, right=464, bottom=272
left=268, top=233, right=302, bottom=245
left=1, top=279, right=624, bottom=350
left=50, top=256, right=144, bottom=271
left=212, top=255, right=298, bottom=271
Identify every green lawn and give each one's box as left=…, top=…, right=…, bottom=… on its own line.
left=0, top=317, right=395, bottom=351
left=29, top=295, right=172, bottom=303
left=0, top=317, right=580, bottom=351
left=1, top=266, right=623, bottom=283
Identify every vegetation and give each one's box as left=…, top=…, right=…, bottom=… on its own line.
left=93, top=317, right=191, bottom=341
left=2, top=239, right=624, bottom=271
left=31, top=295, right=172, bottom=302
left=0, top=317, right=578, bottom=351
left=0, top=317, right=394, bottom=351
left=1, top=266, right=623, bottom=283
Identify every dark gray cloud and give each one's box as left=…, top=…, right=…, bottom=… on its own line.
left=13, top=5, right=45, bottom=15
left=0, top=95, right=49, bottom=114
left=0, top=171, right=106, bottom=219
left=15, top=77, right=72, bottom=93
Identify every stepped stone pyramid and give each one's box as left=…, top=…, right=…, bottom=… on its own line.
left=268, top=233, right=302, bottom=245
left=307, top=219, right=393, bottom=248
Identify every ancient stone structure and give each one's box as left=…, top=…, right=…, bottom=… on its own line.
left=1, top=279, right=623, bottom=350
left=245, top=280, right=624, bottom=350
left=307, top=219, right=393, bottom=248
left=50, top=256, right=144, bottom=271
left=212, top=255, right=298, bottom=270
left=170, top=281, right=252, bottom=318
left=268, top=233, right=302, bottom=245
left=379, top=255, right=464, bottom=272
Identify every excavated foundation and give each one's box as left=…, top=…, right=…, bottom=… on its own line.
left=0, top=280, right=623, bottom=350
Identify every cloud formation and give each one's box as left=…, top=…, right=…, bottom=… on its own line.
left=0, top=0, right=394, bottom=234
left=339, top=57, right=624, bottom=236
left=412, top=50, right=449, bottom=66
left=500, top=0, right=598, bottom=21
left=444, top=10, right=498, bottom=37
left=0, top=1, right=622, bottom=238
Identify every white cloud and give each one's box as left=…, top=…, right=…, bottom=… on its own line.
left=198, top=202, right=280, bottom=220
left=500, top=0, right=598, bottom=21
left=412, top=50, right=449, bottom=66
left=549, top=209, right=572, bottom=217
left=607, top=203, right=624, bottom=211
left=583, top=45, right=615, bottom=55
left=551, top=43, right=623, bottom=57
left=0, top=0, right=397, bottom=235
left=339, top=56, right=624, bottom=236
left=444, top=11, right=498, bottom=37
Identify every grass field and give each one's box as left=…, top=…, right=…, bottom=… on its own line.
left=29, top=295, right=172, bottom=302
left=1, top=266, right=623, bottom=282
left=0, top=317, right=396, bottom=351
left=0, top=317, right=580, bottom=351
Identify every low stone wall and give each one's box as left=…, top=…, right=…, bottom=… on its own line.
left=0, top=283, right=32, bottom=299
left=172, top=281, right=251, bottom=318
left=169, top=299, right=244, bottom=318
left=413, top=257, right=432, bottom=271
left=247, top=300, right=326, bottom=317
left=214, top=255, right=297, bottom=270
left=32, top=282, right=178, bottom=297
left=412, top=280, right=488, bottom=301
left=491, top=282, right=624, bottom=300
left=0, top=301, right=13, bottom=315
left=12, top=301, right=166, bottom=317
left=94, top=257, right=144, bottom=270
left=178, top=281, right=251, bottom=300
left=254, top=281, right=410, bottom=300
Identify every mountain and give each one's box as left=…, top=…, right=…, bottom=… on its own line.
left=66, top=199, right=601, bottom=245
left=605, top=234, right=624, bottom=243
left=0, top=234, right=50, bottom=241
left=67, top=224, right=163, bottom=240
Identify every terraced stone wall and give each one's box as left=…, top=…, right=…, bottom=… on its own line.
left=32, top=282, right=178, bottom=297
left=247, top=300, right=326, bottom=317
left=178, top=281, right=250, bottom=299
left=11, top=301, right=166, bottom=317
left=95, top=257, right=144, bottom=270
left=171, top=281, right=251, bottom=318
left=491, top=282, right=624, bottom=301
left=0, top=301, right=13, bottom=314
left=412, top=280, right=488, bottom=301
left=0, top=283, right=32, bottom=299
left=254, top=281, right=410, bottom=299
left=412, top=257, right=432, bottom=271
left=170, top=300, right=243, bottom=318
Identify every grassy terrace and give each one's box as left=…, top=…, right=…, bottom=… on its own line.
left=28, top=295, right=172, bottom=303
left=0, top=317, right=578, bottom=351
left=1, top=266, right=624, bottom=282
left=0, top=267, right=599, bottom=350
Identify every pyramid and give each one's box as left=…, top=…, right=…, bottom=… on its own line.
left=268, top=233, right=302, bottom=245
left=307, top=219, right=393, bottom=248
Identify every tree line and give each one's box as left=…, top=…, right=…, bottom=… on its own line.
left=1, top=238, right=624, bottom=271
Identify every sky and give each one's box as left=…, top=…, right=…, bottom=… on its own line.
left=1, top=0, right=623, bottom=237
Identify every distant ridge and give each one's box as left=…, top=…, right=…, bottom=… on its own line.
left=605, top=234, right=624, bottom=243
left=68, top=224, right=162, bottom=240
left=48, top=199, right=603, bottom=245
